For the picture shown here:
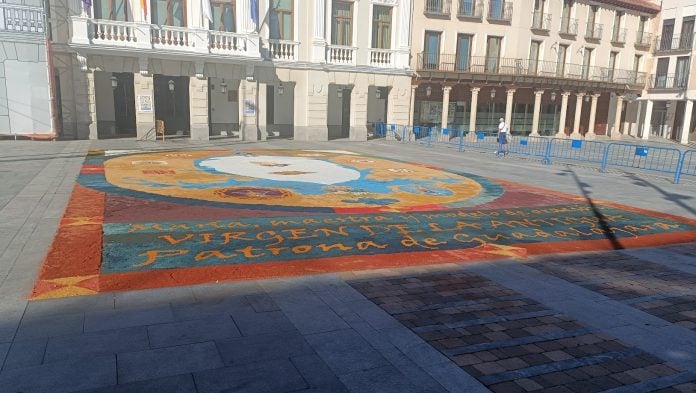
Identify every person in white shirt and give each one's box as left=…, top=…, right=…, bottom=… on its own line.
left=497, top=118, right=509, bottom=157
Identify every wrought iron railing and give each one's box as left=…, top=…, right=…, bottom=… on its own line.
left=559, top=17, right=577, bottom=35
left=635, top=31, right=652, bottom=47
left=655, top=34, right=693, bottom=52
left=585, top=23, right=603, bottom=39
left=458, top=0, right=483, bottom=18
left=488, top=1, right=512, bottom=22
left=425, top=0, right=451, bottom=16
left=611, top=27, right=627, bottom=43
left=651, top=74, right=689, bottom=89
left=531, top=11, right=551, bottom=31
left=416, top=53, right=648, bottom=86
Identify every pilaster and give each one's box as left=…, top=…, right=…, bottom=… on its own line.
left=642, top=99, right=653, bottom=140
left=571, top=92, right=585, bottom=139
left=531, top=90, right=543, bottom=136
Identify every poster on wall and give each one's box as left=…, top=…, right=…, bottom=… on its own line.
left=244, top=99, right=256, bottom=116
left=138, top=95, right=153, bottom=113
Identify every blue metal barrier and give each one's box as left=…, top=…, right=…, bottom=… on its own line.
left=676, top=149, right=696, bottom=184
left=600, top=143, right=683, bottom=180
left=507, top=135, right=550, bottom=161
left=372, top=122, right=385, bottom=138
left=549, top=138, right=607, bottom=165
left=429, top=128, right=467, bottom=149
left=461, top=130, right=498, bottom=151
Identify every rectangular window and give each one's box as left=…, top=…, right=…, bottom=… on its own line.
left=456, top=34, right=472, bottom=71
left=529, top=40, right=541, bottom=74
left=152, top=0, right=186, bottom=26
left=661, top=19, right=675, bottom=50
left=560, top=0, right=572, bottom=33
left=608, top=51, right=617, bottom=81
left=270, top=0, right=293, bottom=40
left=210, top=0, right=235, bottom=31
left=485, top=36, right=502, bottom=72
left=423, top=31, right=441, bottom=69
left=556, top=44, right=567, bottom=77
left=371, top=5, right=392, bottom=49
left=587, top=6, right=597, bottom=37
left=632, top=54, right=641, bottom=83
left=582, top=48, right=592, bottom=79
left=655, top=57, right=669, bottom=88
left=676, top=56, right=690, bottom=88
left=331, top=1, right=352, bottom=46
left=95, top=0, right=128, bottom=20
left=612, top=11, right=623, bottom=41
left=489, top=0, right=503, bottom=19
left=680, top=17, right=694, bottom=49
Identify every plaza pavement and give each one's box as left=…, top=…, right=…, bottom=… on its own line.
left=0, top=138, right=694, bottom=392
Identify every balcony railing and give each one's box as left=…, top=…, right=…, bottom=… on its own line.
left=488, top=1, right=512, bottom=22
left=585, top=23, right=602, bottom=40
left=91, top=19, right=137, bottom=44
left=210, top=31, right=251, bottom=55
left=326, top=45, right=357, bottom=65
left=416, top=53, right=648, bottom=86
left=611, top=27, right=627, bottom=44
left=425, top=0, right=451, bottom=16
left=0, top=3, right=45, bottom=33
left=651, top=74, right=688, bottom=89
left=559, top=17, right=578, bottom=35
left=458, top=0, right=482, bottom=18
left=531, top=11, right=551, bottom=31
left=368, top=48, right=398, bottom=68
left=265, top=39, right=299, bottom=61
left=635, top=31, right=652, bottom=48
left=655, top=35, right=693, bottom=52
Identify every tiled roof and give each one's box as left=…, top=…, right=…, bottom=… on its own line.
left=598, top=0, right=661, bottom=14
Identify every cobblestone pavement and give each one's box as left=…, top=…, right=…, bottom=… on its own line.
left=0, top=139, right=695, bottom=392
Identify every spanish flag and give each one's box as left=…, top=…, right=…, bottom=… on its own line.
left=141, top=0, right=148, bottom=20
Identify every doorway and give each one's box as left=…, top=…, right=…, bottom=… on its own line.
left=328, top=84, right=352, bottom=140
left=266, top=83, right=294, bottom=139
left=95, top=71, right=136, bottom=138
left=154, top=75, right=190, bottom=136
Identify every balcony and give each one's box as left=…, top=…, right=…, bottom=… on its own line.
left=265, top=39, right=299, bottom=61
left=424, top=0, right=451, bottom=16
left=457, top=0, right=483, bottom=19
left=73, top=17, right=261, bottom=58
left=611, top=27, right=627, bottom=44
left=0, top=3, right=45, bottom=34
left=635, top=31, right=652, bottom=49
left=368, top=48, right=400, bottom=68
left=416, top=53, right=648, bottom=87
left=655, top=35, right=693, bottom=53
left=488, top=1, right=512, bottom=23
left=650, top=74, right=688, bottom=89
left=326, top=45, right=357, bottom=66
left=585, top=23, right=602, bottom=40
left=531, top=11, right=551, bottom=31
left=559, top=17, right=578, bottom=36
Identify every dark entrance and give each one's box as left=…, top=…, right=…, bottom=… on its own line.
left=154, top=75, right=190, bottom=136
left=328, top=84, right=352, bottom=140
left=113, top=72, right=136, bottom=136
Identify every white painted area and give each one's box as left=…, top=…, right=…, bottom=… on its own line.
left=4, top=60, right=52, bottom=134
left=199, top=155, right=361, bottom=185
left=301, top=150, right=360, bottom=155
left=104, top=150, right=150, bottom=156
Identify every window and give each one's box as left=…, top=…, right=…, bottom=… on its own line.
left=371, top=6, right=392, bottom=49
left=633, top=55, right=641, bottom=73
left=529, top=40, right=541, bottom=74
left=661, top=19, right=675, bottom=50
left=210, top=0, right=235, bottom=31
left=152, top=0, right=186, bottom=26
left=95, top=0, right=128, bottom=20
left=489, top=0, right=503, bottom=19
left=587, top=6, right=598, bottom=37
left=560, top=0, right=572, bottom=33
left=456, top=34, right=472, bottom=71
left=638, top=16, right=646, bottom=38
left=612, top=11, right=623, bottom=41
left=556, top=44, right=567, bottom=77
left=485, top=36, right=502, bottom=72
left=332, top=1, right=352, bottom=45
left=680, top=17, right=694, bottom=49
left=655, top=58, right=669, bottom=88
left=582, top=48, right=592, bottom=79
left=423, top=31, right=441, bottom=69
left=676, top=56, right=690, bottom=88
left=608, top=51, right=617, bottom=81
left=270, top=0, right=293, bottom=40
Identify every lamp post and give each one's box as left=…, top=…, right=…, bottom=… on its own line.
left=425, top=85, right=432, bottom=97
left=278, top=83, right=284, bottom=96
left=110, top=76, right=118, bottom=90
left=220, top=79, right=227, bottom=94
left=168, top=79, right=175, bottom=92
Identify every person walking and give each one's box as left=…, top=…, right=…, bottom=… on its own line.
left=496, top=118, right=509, bottom=157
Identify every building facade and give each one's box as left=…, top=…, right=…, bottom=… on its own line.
left=642, top=0, right=696, bottom=144
left=0, top=0, right=54, bottom=137
left=50, top=0, right=413, bottom=141
left=409, top=0, right=660, bottom=139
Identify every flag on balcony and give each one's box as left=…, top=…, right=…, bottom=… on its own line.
left=202, top=0, right=212, bottom=23
left=82, top=0, right=91, bottom=14
left=141, top=0, right=148, bottom=20
left=250, top=0, right=258, bottom=30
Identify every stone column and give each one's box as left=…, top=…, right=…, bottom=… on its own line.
left=505, top=88, right=515, bottom=127
left=240, top=79, right=259, bottom=141
left=134, top=73, right=155, bottom=140
left=531, top=90, right=543, bottom=136
left=555, top=91, right=571, bottom=138
left=681, top=99, right=693, bottom=144
left=189, top=77, right=209, bottom=141
left=642, top=99, right=653, bottom=140
left=409, top=85, right=417, bottom=125
left=441, top=86, right=451, bottom=129
left=399, top=0, right=412, bottom=49
left=611, top=95, right=625, bottom=140
left=312, top=0, right=327, bottom=62
left=469, top=87, right=480, bottom=132
left=86, top=70, right=98, bottom=140
left=586, top=93, right=600, bottom=140
left=571, top=92, right=585, bottom=139
left=258, top=81, right=267, bottom=140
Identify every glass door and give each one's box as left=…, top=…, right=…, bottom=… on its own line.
left=485, top=36, right=501, bottom=73
left=424, top=31, right=441, bottom=70
left=456, top=34, right=471, bottom=71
